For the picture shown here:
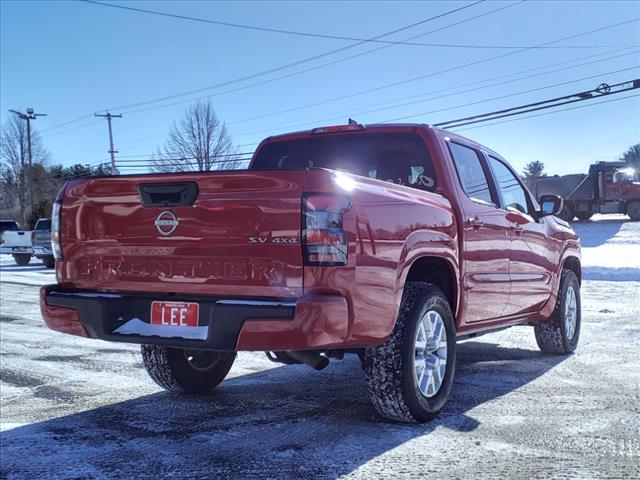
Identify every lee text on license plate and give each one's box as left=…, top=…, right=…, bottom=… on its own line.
left=150, top=302, right=199, bottom=327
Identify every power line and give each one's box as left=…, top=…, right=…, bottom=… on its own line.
left=39, top=119, right=102, bottom=140
left=119, top=2, right=527, bottom=116
left=378, top=65, right=639, bottom=123
left=115, top=152, right=254, bottom=161
left=48, top=48, right=637, bottom=163
left=81, top=0, right=632, bottom=50
left=453, top=93, right=640, bottom=131
left=31, top=1, right=518, bottom=131
left=107, top=2, right=485, bottom=112
left=230, top=61, right=639, bottom=138
left=224, top=46, right=637, bottom=128
left=125, top=17, right=639, bottom=123
left=54, top=94, right=640, bottom=176
left=435, top=78, right=639, bottom=128
left=39, top=114, right=94, bottom=134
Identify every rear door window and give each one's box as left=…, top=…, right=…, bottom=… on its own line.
left=252, top=132, right=437, bottom=192
left=448, top=141, right=496, bottom=205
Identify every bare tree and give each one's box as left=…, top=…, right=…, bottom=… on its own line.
left=152, top=101, right=240, bottom=172
left=0, top=115, right=49, bottom=225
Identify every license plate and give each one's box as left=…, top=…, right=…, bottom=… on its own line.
left=150, top=301, right=199, bottom=327
left=14, top=247, right=26, bottom=252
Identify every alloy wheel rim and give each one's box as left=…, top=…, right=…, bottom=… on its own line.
left=414, top=310, right=448, bottom=398
left=565, top=286, right=578, bottom=340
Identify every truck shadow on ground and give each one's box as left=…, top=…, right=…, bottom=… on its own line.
left=1, top=340, right=567, bottom=479
left=570, top=218, right=626, bottom=247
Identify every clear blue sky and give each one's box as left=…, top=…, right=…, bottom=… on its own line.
left=1, top=0, right=639, bottom=175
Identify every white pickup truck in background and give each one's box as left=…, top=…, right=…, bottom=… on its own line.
left=0, top=218, right=54, bottom=267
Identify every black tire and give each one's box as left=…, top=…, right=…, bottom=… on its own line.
left=627, top=200, right=640, bottom=221
left=575, top=211, right=593, bottom=222
left=534, top=269, right=581, bottom=355
left=42, top=255, right=55, bottom=268
left=13, top=254, right=31, bottom=266
left=558, top=201, right=575, bottom=222
left=141, top=345, right=236, bottom=393
left=362, top=282, right=456, bottom=423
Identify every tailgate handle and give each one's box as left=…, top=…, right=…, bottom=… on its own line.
left=138, top=182, right=198, bottom=207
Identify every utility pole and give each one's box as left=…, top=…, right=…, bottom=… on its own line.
left=95, top=111, right=122, bottom=175
left=8, top=108, right=47, bottom=218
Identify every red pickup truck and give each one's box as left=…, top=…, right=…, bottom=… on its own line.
left=40, top=123, right=581, bottom=423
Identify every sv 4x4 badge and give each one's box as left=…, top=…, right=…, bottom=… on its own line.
left=249, top=236, right=298, bottom=244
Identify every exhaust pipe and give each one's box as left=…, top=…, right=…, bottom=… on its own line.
left=286, top=350, right=329, bottom=370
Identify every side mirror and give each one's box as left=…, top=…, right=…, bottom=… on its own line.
left=538, top=194, right=563, bottom=217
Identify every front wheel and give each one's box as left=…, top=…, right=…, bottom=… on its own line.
left=558, top=202, right=575, bottom=222
left=627, top=200, right=640, bottom=221
left=363, top=282, right=456, bottom=423
left=534, top=269, right=581, bottom=354
left=575, top=211, right=593, bottom=221
left=141, top=345, right=236, bottom=393
left=13, top=254, right=31, bottom=266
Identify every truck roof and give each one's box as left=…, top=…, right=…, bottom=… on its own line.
left=255, top=122, right=506, bottom=164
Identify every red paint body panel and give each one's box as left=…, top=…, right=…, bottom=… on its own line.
left=39, top=287, right=88, bottom=337
left=42, top=124, right=580, bottom=351
left=237, top=293, right=349, bottom=350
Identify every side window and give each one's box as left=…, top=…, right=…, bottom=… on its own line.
left=448, top=142, right=495, bottom=205
left=488, top=156, right=531, bottom=215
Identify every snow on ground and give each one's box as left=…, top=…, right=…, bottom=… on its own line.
left=573, top=214, right=640, bottom=281
left=0, top=214, right=639, bottom=479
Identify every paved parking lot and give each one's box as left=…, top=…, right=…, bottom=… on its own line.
left=1, top=216, right=639, bottom=479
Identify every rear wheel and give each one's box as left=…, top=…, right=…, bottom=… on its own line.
left=13, top=254, right=31, bottom=266
left=42, top=255, right=55, bottom=268
left=627, top=200, right=640, bottom=221
left=558, top=202, right=575, bottom=222
left=575, top=211, right=593, bottom=221
left=534, top=269, right=581, bottom=354
left=362, top=282, right=456, bottom=423
left=141, top=345, right=236, bottom=393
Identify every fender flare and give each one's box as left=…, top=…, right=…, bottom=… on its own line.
left=393, top=229, right=460, bottom=319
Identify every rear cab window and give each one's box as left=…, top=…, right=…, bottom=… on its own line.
left=251, top=132, right=438, bottom=192
left=0, top=221, right=19, bottom=232
left=35, top=220, right=51, bottom=230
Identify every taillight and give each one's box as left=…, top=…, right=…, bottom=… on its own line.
left=31, top=231, right=35, bottom=244
left=302, top=193, right=351, bottom=266
left=51, top=200, right=62, bottom=261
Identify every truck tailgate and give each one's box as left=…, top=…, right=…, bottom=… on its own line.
left=58, top=171, right=306, bottom=298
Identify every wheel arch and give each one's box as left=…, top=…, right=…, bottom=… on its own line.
left=562, top=255, right=581, bottom=286
left=403, top=255, right=459, bottom=317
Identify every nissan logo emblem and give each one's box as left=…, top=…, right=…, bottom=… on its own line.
left=155, top=210, right=179, bottom=236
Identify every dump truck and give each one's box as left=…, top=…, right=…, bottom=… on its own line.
left=534, top=161, right=640, bottom=221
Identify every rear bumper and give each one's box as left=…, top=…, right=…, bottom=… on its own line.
left=40, top=285, right=349, bottom=351
left=33, top=245, right=52, bottom=258
left=0, top=246, right=50, bottom=256
left=1, top=246, right=34, bottom=255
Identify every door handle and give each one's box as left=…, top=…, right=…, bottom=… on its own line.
left=467, top=216, right=484, bottom=230
left=510, top=224, right=524, bottom=235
